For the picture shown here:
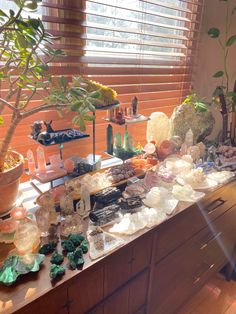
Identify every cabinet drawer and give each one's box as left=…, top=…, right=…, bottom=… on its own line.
left=154, top=180, right=236, bottom=263
left=197, top=180, right=236, bottom=220
left=196, top=205, right=236, bottom=268
left=149, top=206, right=236, bottom=314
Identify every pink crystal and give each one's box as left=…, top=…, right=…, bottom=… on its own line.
left=36, top=146, right=46, bottom=173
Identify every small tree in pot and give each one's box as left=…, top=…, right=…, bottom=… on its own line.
left=0, top=0, right=99, bottom=214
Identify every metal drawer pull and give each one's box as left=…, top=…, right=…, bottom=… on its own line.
left=205, top=198, right=226, bottom=214
left=200, top=231, right=222, bottom=250
left=193, top=263, right=215, bottom=285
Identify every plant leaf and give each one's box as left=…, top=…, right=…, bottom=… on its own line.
left=208, top=28, right=220, bottom=38
left=226, top=35, right=236, bottom=47
left=0, top=9, right=7, bottom=17
left=60, top=76, right=67, bottom=89
left=226, top=92, right=236, bottom=98
left=213, top=70, right=224, bottom=78
left=84, top=114, right=95, bottom=121
left=195, top=102, right=208, bottom=112
left=89, top=90, right=101, bottom=99
left=0, top=116, right=4, bottom=125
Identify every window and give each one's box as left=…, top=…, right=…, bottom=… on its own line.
left=0, top=0, right=203, bottom=168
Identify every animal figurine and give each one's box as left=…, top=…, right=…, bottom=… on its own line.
left=37, top=132, right=53, bottom=145
left=44, top=120, right=54, bottom=133
left=30, top=121, right=43, bottom=140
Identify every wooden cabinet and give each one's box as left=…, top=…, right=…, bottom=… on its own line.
left=3, top=180, right=236, bottom=314
left=149, top=205, right=236, bottom=314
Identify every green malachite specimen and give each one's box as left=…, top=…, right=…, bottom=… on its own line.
left=50, top=264, right=65, bottom=279
left=67, top=248, right=84, bottom=270
left=61, top=240, right=76, bottom=253
left=68, top=233, right=85, bottom=247
left=0, top=254, right=45, bottom=286
left=39, top=241, right=57, bottom=255
left=80, top=240, right=88, bottom=254
left=50, top=251, right=64, bottom=265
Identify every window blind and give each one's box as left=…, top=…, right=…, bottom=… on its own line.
left=0, top=0, right=204, bottom=174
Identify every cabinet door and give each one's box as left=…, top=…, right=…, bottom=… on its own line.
left=129, top=271, right=149, bottom=313
left=103, top=285, right=129, bottom=314
left=15, top=287, right=68, bottom=314
left=131, top=232, right=152, bottom=276
left=68, top=265, right=104, bottom=314
left=104, top=245, right=132, bottom=296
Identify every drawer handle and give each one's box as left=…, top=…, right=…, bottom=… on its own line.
left=193, top=263, right=215, bottom=285
left=200, top=231, right=222, bottom=250
left=205, top=198, right=226, bottom=214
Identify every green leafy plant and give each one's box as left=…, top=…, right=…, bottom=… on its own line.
left=207, top=0, right=236, bottom=109
left=0, top=0, right=99, bottom=172
left=183, top=92, right=209, bottom=112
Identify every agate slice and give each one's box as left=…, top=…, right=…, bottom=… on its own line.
left=143, top=187, right=178, bottom=215
left=0, top=254, right=44, bottom=286
left=172, top=184, right=205, bottom=202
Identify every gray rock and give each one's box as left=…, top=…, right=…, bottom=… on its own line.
left=169, top=103, right=215, bottom=144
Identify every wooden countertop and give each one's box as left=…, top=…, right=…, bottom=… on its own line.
left=0, top=178, right=235, bottom=314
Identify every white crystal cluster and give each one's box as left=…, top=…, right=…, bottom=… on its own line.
left=109, top=207, right=167, bottom=235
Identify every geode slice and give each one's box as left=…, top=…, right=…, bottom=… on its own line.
left=169, top=103, right=215, bottom=143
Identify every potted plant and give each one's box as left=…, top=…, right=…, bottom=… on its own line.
left=0, top=0, right=100, bottom=215
left=207, top=0, right=236, bottom=143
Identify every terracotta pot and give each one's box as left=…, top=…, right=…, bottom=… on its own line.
left=0, top=151, right=24, bottom=216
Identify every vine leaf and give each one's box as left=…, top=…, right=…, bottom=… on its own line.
left=0, top=9, right=7, bottom=17
left=0, top=116, right=4, bottom=125
left=208, top=28, right=220, bottom=38
left=213, top=71, right=224, bottom=78
left=226, top=35, right=236, bottom=47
